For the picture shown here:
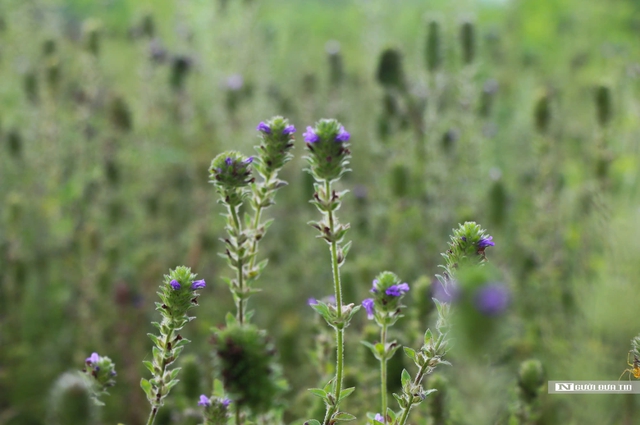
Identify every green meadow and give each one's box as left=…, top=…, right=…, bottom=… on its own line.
left=1, top=0, right=640, bottom=423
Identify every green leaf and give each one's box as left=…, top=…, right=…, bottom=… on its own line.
left=140, top=378, right=153, bottom=399
left=142, top=361, right=156, bottom=375
left=424, top=329, right=433, bottom=346
left=169, top=367, right=181, bottom=380
left=386, top=407, right=397, bottom=421
left=333, top=412, right=356, bottom=422
left=225, top=312, right=237, bottom=326
left=308, top=388, right=327, bottom=399
left=338, top=387, right=355, bottom=402
left=323, top=378, right=335, bottom=393
left=403, top=347, right=416, bottom=362
left=401, top=369, right=411, bottom=387
left=304, top=421, right=321, bottom=425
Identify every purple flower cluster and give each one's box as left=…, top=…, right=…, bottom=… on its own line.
left=303, top=125, right=350, bottom=143
left=86, top=352, right=100, bottom=365
left=198, top=394, right=231, bottom=407
left=257, top=121, right=296, bottom=135
left=385, top=283, right=410, bottom=296
left=170, top=279, right=206, bottom=291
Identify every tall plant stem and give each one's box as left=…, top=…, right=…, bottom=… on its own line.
left=229, top=205, right=245, bottom=325
left=145, top=324, right=175, bottom=425
left=323, top=179, right=345, bottom=425
left=247, top=172, right=272, bottom=272
left=380, top=323, right=388, bottom=416
left=397, top=363, right=429, bottom=425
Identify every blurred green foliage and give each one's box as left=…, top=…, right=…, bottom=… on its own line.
left=1, top=0, right=640, bottom=424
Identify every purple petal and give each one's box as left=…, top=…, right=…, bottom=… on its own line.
left=335, top=126, right=350, bottom=142
left=362, top=298, right=375, bottom=319
left=478, top=236, right=495, bottom=248
left=198, top=394, right=211, bottom=407
left=385, top=283, right=409, bottom=297
left=222, top=397, right=231, bottom=406
left=244, top=156, right=254, bottom=164
left=307, top=297, right=318, bottom=306
left=303, top=126, right=320, bottom=143
left=170, top=279, right=181, bottom=290
left=225, top=157, right=232, bottom=166
left=374, top=413, right=385, bottom=423
left=282, top=125, right=296, bottom=135
left=191, top=279, right=206, bottom=290
left=256, top=122, right=271, bottom=134
left=86, top=352, right=100, bottom=364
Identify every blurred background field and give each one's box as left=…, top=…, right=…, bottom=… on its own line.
left=1, top=0, right=640, bottom=423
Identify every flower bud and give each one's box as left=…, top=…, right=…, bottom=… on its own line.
left=254, top=116, right=296, bottom=178
left=376, top=47, right=405, bottom=89
left=518, top=359, right=544, bottom=401
left=425, top=18, right=442, bottom=72
left=594, top=84, right=612, bottom=127
left=209, top=151, right=254, bottom=207
left=460, top=20, right=476, bottom=65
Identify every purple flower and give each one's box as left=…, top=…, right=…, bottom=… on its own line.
left=385, top=283, right=410, bottom=297
left=477, top=236, right=495, bottom=248
left=335, top=126, right=350, bottom=142
left=198, top=394, right=211, bottom=407
left=282, top=125, right=296, bottom=135
left=362, top=298, right=375, bottom=319
left=221, top=398, right=231, bottom=407
left=303, top=126, right=320, bottom=143
left=307, top=297, right=318, bottom=306
left=374, top=413, right=385, bottom=423
left=86, top=352, right=100, bottom=364
left=245, top=156, right=253, bottom=164
left=256, top=122, right=271, bottom=134
left=191, top=279, right=206, bottom=290
left=474, top=283, right=509, bottom=316
left=170, top=279, right=181, bottom=290
left=225, top=157, right=232, bottom=166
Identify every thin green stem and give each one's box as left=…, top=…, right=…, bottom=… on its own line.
left=247, top=173, right=272, bottom=272
left=229, top=205, right=245, bottom=325
left=380, top=323, right=388, bottom=416
left=397, top=363, right=429, bottom=425
left=235, top=405, right=241, bottom=425
left=145, top=323, right=175, bottom=425
left=323, top=179, right=345, bottom=425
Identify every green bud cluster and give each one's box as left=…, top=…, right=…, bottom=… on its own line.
left=368, top=271, right=409, bottom=327
left=510, top=359, right=545, bottom=423
left=209, top=151, right=254, bottom=208
left=438, top=221, right=494, bottom=284
left=82, top=353, right=117, bottom=405
left=201, top=396, right=232, bottom=425
left=304, top=119, right=351, bottom=183
left=141, top=266, right=205, bottom=423
left=254, top=116, right=295, bottom=179
left=212, top=318, right=287, bottom=417
left=310, top=300, right=360, bottom=331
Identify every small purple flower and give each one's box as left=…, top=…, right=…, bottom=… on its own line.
left=374, top=413, right=385, bottom=423
left=307, top=297, right=318, bottom=306
left=225, top=157, right=232, bottom=166
left=303, top=126, right=320, bottom=143
left=335, top=126, right=350, bottom=142
left=474, top=283, right=509, bottom=316
left=244, top=156, right=253, bottom=164
left=191, top=279, right=206, bottom=290
left=198, top=394, right=211, bottom=407
left=477, top=236, right=495, bottom=248
left=170, top=279, right=181, bottom=290
left=362, top=298, right=375, bottom=319
left=385, top=283, right=410, bottom=297
left=221, top=398, right=231, bottom=407
left=256, top=122, right=271, bottom=134
left=282, top=125, right=296, bottom=135
left=86, top=352, right=100, bottom=364
left=370, top=279, right=379, bottom=293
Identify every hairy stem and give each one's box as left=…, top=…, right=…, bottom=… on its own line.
left=145, top=323, right=175, bottom=425
left=229, top=205, right=245, bottom=325
left=323, top=179, right=345, bottom=425
left=380, top=323, right=388, bottom=416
